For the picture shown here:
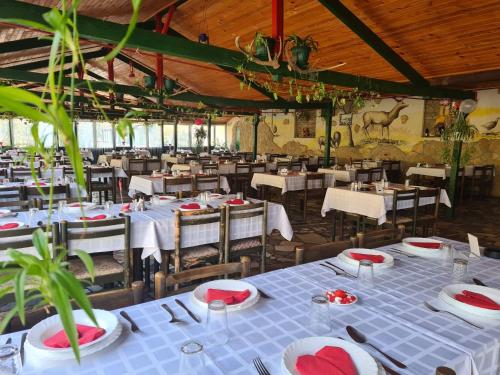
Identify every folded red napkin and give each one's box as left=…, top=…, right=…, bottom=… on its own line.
left=205, top=288, right=251, bottom=305
left=79, top=214, right=107, bottom=221
left=454, top=290, right=500, bottom=310
left=120, top=203, right=131, bottom=212
left=296, top=346, right=357, bottom=375
left=0, top=223, right=19, bottom=230
left=349, top=252, right=385, bottom=263
left=44, top=324, right=105, bottom=348
left=31, top=182, right=46, bottom=186
left=180, top=203, right=201, bottom=210
left=226, top=199, right=244, bottom=205
left=159, top=196, right=173, bottom=200
left=408, top=242, right=441, bottom=249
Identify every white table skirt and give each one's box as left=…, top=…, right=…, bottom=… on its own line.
left=251, top=172, right=335, bottom=194
left=128, top=175, right=231, bottom=197
left=4, top=237, right=494, bottom=375
left=321, top=186, right=452, bottom=224
left=318, top=168, right=388, bottom=183
left=405, top=166, right=484, bottom=179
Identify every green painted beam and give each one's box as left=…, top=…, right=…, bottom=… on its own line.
left=0, top=37, right=52, bottom=54
left=0, top=0, right=473, bottom=100
left=317, top=0, right=428, bottom=86
left=11, top=49, right=107, bottom=71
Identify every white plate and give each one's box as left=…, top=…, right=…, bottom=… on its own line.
left=402, top=237, right=443, bottom=258
left=439, top=284, right=500, bottom=319
left=26, top=309, right=121, bottom=360
left=282, top=337, right=378, bottom=375
left=0, top=221, right=25, bottom=230
left=191, top=279, right=260, bottom=312
left=155, top=195, right=176, bottom=205
left=179, top=203, right=208, bottom=212
left=65, top=202, right=96, bottom=213
left=339, top=248, right=394, bottom=269
left=76, top=213, right=111, bottom=222
left=0, top=209, right=11, bottom=217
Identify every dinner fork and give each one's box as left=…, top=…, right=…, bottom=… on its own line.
left=253, top=357, right=271, bottom=375
left=423, top=302, right=483, bottom=329
left=119, top=310, right=141, bottom=332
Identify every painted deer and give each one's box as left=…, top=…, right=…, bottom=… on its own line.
left=362, top=99, right=408, bottom=138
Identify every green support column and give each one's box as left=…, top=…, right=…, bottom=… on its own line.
left=252, top=113, right=260, bottom=161
left=160, top=120, right=165, bottom=151
left=447, top=140, right=462, bottom=218
left=173, top=116, right=178, bottom=153
left=323, top=104, right=333, bottom=167
left=207, top=115, right=212, bottom=154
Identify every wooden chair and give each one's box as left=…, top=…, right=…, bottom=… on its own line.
left=154, top=256, right=250, bottom=299
left=369, top=167, right=384, bottom=182
left=164, top=176, right=193, bottom=198
left=482, top=165, right=495, bottom=198
left=469, top=166, right=484, bottom=199
left=235, top=163, right=251, bottom=196
left=290, top=161, right=302, bottom=171
left=86, top=166, right=116, bottom=204
left=24, top=184, right=71, bottom=208
left=165, top=207, right=225, bottom=274
left=193, top=174, right=220, bottom=195
left=127, top=159, right=146, bottom=177
left=354, top=169, right=370, bottom=182
left=202, top=163, right=219, bottom=174
left=357, top=225, right=405, bottom=248
left=385, top=189, right=419, bottom=236
left=276, top=160, right=290, bottom=170
left=60, top=216, right=132, bottom=288
left=300, top=173, right=325, bottom=222
left=199, top=156, right=212, bottom=164
left=0, top=169, right=7, bottom=178
left=0, top=161, right=12, bottom=169
left=11, top=167, right=41, bottom=181
left=416, top=187, right=441, bottom=236
left=390, top=161, right=402, bottom=181
left=224, top=201, right=267, bottom=273
left=145, top=159, right=161, bottom=174
left=295, top=237, right=357, bottom=265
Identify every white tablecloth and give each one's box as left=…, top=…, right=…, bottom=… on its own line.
left=128, top=175, right=231, bottom=197
left=251, top=172, right=336, bottom=194
left=406, top=166, right=479, bottom=179
left=4, top=237, right=496, bottom=374
left=321, top=186, right=452, bottom=224
left=80, top=150, right=94, bottom=161
left=318, top=168, right=388, bottom=183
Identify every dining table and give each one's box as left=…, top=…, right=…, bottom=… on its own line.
left=2, top=237, right=497, bottom=374
left=251, top=171, right=336, bottom=195
left=318, top=167, right=388, bottom=183
left=321, top=184, right=451, bottom=224
left=406, top=166, right=478, bottom=179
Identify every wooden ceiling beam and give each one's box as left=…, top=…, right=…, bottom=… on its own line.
left=317, top=0, right=429, bottom=86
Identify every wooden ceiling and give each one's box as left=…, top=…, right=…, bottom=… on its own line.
left=1, top=0, right=500, bottom=108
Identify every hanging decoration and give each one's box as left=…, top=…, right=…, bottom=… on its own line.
left=128, top=60, right=135, bottom=78
left=197, top=0, right=210, bottom=45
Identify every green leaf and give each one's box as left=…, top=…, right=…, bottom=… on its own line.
left=14, top=269, right=27, bottom=324
left=0, top=306, right=18, bottom=334
left=32, top=229, right=51, bottom=261
left=72, top=250, right=95, bottom=281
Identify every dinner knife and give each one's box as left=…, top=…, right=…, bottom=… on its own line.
left=175, top=299, right=201, bottom=323
left=20, top=332, right=27, bottom=365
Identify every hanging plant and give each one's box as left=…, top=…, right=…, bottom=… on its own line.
left=285, top=34, right=318, bottom=69
left=441, top=108, right=478, bottom=167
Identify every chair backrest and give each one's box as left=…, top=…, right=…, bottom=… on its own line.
left=250, top=163, right=266, bottom=173
left=392, top=189, right=418, bottom=234
left=382, top=160, right=392, bottom=171
left=25, top=184, right=70, bottom=206
left=295, top=237, right=357, bottom=265
left=0, top=224, right=58, bottom=261
left=199, top=156, right=211, bottom=164
left=357, top=225, right=405, bottom=248
left=354, top=169, right=370, bottom=182
left=202, top=163, right=219, bottom=171
left=305, top=172, right=325, bottom=190
left=164, top=176, right=193, bottom=197
left=472, top=166, right=484, bottom=179
left=11, top=167, right=41, bottom=179
left=145, top=159, right=161, bottom=172
left=235, top=163, right=251, bottom=175
left=483, top=165, right=495, bottom=181
left=417, top=187, right=440, bottom=219
left=0, top=186, right=22, bottom=202
left=369, top=168, right=383, bottom=182
left=193, top=174, right=220, bottom=194
left=0, top=161, right=11, bottom=169
left=154, top=256, right=250, bottom=298
left=290, top=161, right=301, bottom=171
left=298, top=157, right=309, bottom=165
left=128, top=159, right=146, bottom=173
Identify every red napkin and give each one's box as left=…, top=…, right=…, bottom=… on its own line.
left=0, top=223, right=20, bottom=230
left=159, top=196, right=174, bottom=200
left=205, top=288, right=251, bottom=305
left=120, top=203, right=131, bottom=212
left=408, top=242, right=440, bottom=249
left=454, top=290, right=500, bottom=310
left=44, top=324, right=105, bottom=348
left=32, top=182, right=46, bottom=186
left=296, top=346, right=357, bottom=375
left=180, top=203, right=200, bottom=210
left=79, top=214, right=107, bottom=221
left=69, top=203, right=82, bottom=208
left=350, top=252, right=385, bottom=263
left=226, top=199, right=244, bottom=205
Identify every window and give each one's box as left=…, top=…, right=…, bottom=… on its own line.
left=115, top=125, right=130, bottom=147
left=95, top=121, right=114, bottom=148
left=77, top=121, right=95, bottom=148
left=0, top=119, right=11, bottom=146
left=177, top=123, right=190, bottom=148
left=132, top=122, right=147, bottom=147
left=148, top=123, right=162, bottom=147
left=38, top=122, right=55, bottom=148
left=212, top=125, right=226, bottom=147
left=163, top=123, right=174, bottom=146
left=12, top=118, right=34, bottom=147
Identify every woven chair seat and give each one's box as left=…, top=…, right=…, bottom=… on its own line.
left=231, top=238, right=262, bottom=251
left=69, top=255, right=123, bottom=280
left=182, top=245, right=220, bottom=268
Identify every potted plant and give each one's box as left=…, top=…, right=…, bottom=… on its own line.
left=164, top=78, right=176, bottom=93
left=193, top=121, right=207, bottom=154
left=253, top=32, right=275, bottom=61
left=286, top=34, right=318, bottom=69
left=143, top=75, right=155, bottom=89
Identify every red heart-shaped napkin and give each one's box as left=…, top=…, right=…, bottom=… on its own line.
left=408, top=242, right=441, bottom=249
left=296, top=346, right=357, bottom=375
left=205, top=289, right=251, bottom=305
left=79, top=214, right=107, bottom=221
left=180, top=203, right=200, bottom=210
left=349, top=252, right=385, bottom=263
left=0, top=223, right=19, bottom=230
left=225, top=199, right=244, bottom=205
left=31, top=182, right=46, bottom=186
left=44, top=324, right=106, bottom=348
left=454, top=290, right=500, bottom=310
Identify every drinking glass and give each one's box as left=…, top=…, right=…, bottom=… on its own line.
left=104, top=200, right=114, bottom=215
left=308, top=295, right=331, bottom=335
left=236, top=192, right=244, bottom=200
left=0, top=344, right=22, bottom=374
left=179, top=340, right=206, bottom=374
left=28, top=207, right=39, bottom=228
left=440, top=243, right=454, bottom=267
left=405, top=179, right=410, bottom=187
left=205, top=300, right=229, bottom=347
left=57, top=200, right=67, bottom=221
left=451, top=258, right=468, bottom=283
left=357, top=260, right=375, bottom=289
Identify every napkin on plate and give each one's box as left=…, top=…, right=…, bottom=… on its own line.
left=225, top=199, right=244, bottom=205
left=159, top=196, right=174, bottom=200
left=296, top=346, right=357, bottom=375
left=205, top=288, right=251, bottom=305
left=31, top=182, right=47, bottom=186
left=349, top=252, right=385, bottom=263
left=43, top=324, right=105, bottom=348
left=408, top=242, right=441, bottom=249
left=180, top=203, right=201, bottom=210
left=454, top=290, right=500, bottom=310
left=79, top=214, right=107, bottom=221
left=0, top=223, right=20, bottom=230
left=69, top=203, right=82, bottom=208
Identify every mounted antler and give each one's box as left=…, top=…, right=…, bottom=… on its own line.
left=284, top=44, right=345, bottom=74
left=235, top=36, right=282, bottom=69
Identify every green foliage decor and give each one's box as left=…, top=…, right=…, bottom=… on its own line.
left=441, top=108, right=478, bottom=167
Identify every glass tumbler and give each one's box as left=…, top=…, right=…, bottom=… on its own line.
left=57, top=200, right=67, bottom=221
left=205, top=300, right=229, bottom=347
left=357, top=260, right=375, bottom=289
left=179, top=340, right=206, bottom=375
left=0, top=344, right=22, bottom=374
left=236, top=192, right=244, bottom=200
left=440, top=243, right=454, bottom=266
left=451, top=258, right=468, bottom=283
left=308, top=295, right=331, bottom=335
left=104, top=200, right=114, bottom=216
left=28, top=207, right=39, bottom=228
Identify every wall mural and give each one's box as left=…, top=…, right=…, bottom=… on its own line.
left=294, top=109, right=316, bottom=138
left=422, top=99, right=453, bottom=137
left=361, top=98, right=408, bottom=144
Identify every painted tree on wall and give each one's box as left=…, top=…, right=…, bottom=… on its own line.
left=337, top=99, right=361, bottom=147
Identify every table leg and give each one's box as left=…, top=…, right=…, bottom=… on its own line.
left=133, top=249, right=143, bottom=281
left=144, top=257, right=151, bottom=292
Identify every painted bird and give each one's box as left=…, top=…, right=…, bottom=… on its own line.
left=482, top=117, right=500, bottom=131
